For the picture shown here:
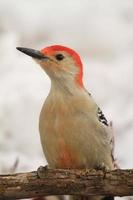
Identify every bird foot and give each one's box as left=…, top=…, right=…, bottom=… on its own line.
left=37, top=165, right=50, bottom=178
left=96, top=163, right=110, bottom=172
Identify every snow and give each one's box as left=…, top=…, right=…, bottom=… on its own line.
left=0, top=0, right=133, bottom=198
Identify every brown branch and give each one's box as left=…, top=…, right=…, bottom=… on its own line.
left=0, top=168, right=133, bottom=200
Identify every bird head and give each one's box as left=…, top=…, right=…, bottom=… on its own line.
left=17, top=45, right=83, bottom=88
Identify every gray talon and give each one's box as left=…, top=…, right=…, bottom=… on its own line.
left=37, top=165, right=49, bottom=178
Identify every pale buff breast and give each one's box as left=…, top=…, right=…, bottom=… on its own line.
left=39, top=91, right=113, bottom=169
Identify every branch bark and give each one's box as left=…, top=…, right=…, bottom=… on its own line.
left=0, top=168, right=133, bottom=200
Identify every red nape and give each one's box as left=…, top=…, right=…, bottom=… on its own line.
left=41, top=45, right=83, bottom=87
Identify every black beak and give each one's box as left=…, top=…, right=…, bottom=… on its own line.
left=16, top=47, right=48, bottom=60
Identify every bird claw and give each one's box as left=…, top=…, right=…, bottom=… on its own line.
left=37, top=165, right=50, bottom=178
left=96, top=163, right=110, bottom=172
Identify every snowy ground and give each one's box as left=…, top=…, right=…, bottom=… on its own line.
left=0, top=0, right=133, bottom=198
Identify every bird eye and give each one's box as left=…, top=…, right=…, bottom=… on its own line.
left=55, top=54, right=64, bottom=61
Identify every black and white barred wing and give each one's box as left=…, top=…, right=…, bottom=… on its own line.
left=97, top=107, right=117, bottom=168
left=87, top=91, right=116, bottom=166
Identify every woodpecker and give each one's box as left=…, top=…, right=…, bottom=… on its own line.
left=17, top=45, right=116, bottom=200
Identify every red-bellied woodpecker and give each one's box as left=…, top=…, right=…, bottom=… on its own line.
left=17, top=45, right=116, bottom=200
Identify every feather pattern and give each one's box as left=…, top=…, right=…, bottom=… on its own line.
left=87, top=92, right=116, bottom=169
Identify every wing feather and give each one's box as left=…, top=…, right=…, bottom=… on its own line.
left=87, top=91, right=117, bottom=168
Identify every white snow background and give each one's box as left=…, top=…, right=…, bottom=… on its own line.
left=0, top=0, right=133, bottom=198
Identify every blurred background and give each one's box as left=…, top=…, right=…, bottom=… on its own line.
left=0, top=0, right=133, bottom=197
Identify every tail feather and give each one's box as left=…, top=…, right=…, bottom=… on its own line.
left=70, top=196, right=114, bottom=200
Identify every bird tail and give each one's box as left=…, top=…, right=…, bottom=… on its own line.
left=69, top=196, right=114, bottom=200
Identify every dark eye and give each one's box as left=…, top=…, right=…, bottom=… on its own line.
left=55, top=54, right=64, bottom=61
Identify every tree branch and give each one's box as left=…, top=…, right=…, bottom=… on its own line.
left=0, top=168, right=133, bottom=200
